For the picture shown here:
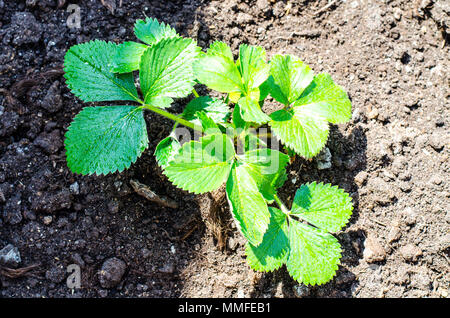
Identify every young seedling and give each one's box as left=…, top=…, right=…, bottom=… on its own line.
left=63, top=18, right=353, bottom=286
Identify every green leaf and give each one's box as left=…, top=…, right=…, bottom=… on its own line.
left=293, top=73, right=352, bottom=124
left=140, top=37, right=199, bottom=104
left=226, top=162, right=270, bottom=246
left=164, top=133, right=235, bottom=194
left=144, top=95, right=173, bottom=109
left=64, top=40, right=138, bottom=102
left=232, top=104, right=247, bottom=130
left=110, top=41, right=148, bottom=73
left=269, top=55, right=314, bottom=105
left=65, top=106, right=148, bottom=175
left=269, top=106, right=329, bottom=158
left=291, top=182, right=353, bottom=233
left=182, top=96, right=230, bottom=125
left=238, top=44, right=270, bottom=93
left=134, top=17, right=178, bottom=46
left=196, top=111, right=221, bottom=132
left=238, top=148, right=289, bottom=201
left=207, top=40, right=234, bottom=61
left=246, top=207, right=289, bottom=271
left=155, top=135, right=181, bottom=169
left=237, top=96, right=270, bottom=125
left=193, top=41, right=243, bottom=93
left=286, top=218, right=341, bottom=286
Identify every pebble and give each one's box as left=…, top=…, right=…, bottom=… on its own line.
left=401, top=207, right=418, bottom=226
left=0, top=244, right=21, bottom=268
left=159, top=262, right=175, bottom=274
left=367, top=108, right=379, bottom=120
left=69, top=182, right=80, bottom=195
left=316, top=147, right=332, bottom=170
left=354, top=171, right=368, bottom=186
left=293, top=284, right=310, bottom=297
left=98, top=257, right=127, bottom=289
left=363, top=235, right=387, bottom=263
left=428, top=133, right=444, bottom=151
left=393, top=7, right=402, bottom=20
left=43, top=216, right=53, bottom=225
left=399, top=244, right=422, bottom=262
left=387, top=225, right=401, bottom=243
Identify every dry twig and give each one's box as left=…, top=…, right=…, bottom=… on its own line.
left=130, top=179, right=178, bottom=209
left=313, top=0, right=339, bottom=16
left=0, top=264, right=41, bottom=279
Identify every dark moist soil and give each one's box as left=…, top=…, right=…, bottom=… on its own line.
left=0, top=0, right=448, bottom=298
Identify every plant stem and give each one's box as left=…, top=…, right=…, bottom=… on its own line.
left=142, top=104, right=202, bottom=132
left=192, top=89, right=200, bottom=98
left=273, top=193, right=290, bottom=215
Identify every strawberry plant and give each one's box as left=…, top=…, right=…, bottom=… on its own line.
left=63, top=18, right=353, bottom=286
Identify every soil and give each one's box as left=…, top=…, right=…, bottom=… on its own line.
left=0, top=0, right=448, bottom=298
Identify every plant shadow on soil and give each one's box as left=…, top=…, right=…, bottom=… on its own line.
left=0, top=0, right=375, bottom=298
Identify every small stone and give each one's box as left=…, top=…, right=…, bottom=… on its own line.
left=159, top=262, right=175, bottom=274
left=387, top=226, right=401, bottom=243
left=363, top=235, right=387, bottom=263
left=367, top=108, right=379, bottom=120
left=316, top=147, right=332, bottom=170
left=430, top=175, right=442, bottom=185
left=401, top=207, right=418, bottom=226
left=0, top=244, right=21, bottom=268
left=69, top=182, right=80, bottom=195
left=141, top=248, right=151, bottom=258
left=399, top=244, right=422, bottom=262
left=293, top=284, right=310, bottom=297
left=354, top=171, right=368, bottom=186
left=429, top=134, right=444, bottom=151
left=98, top=257, right=127, bottom=289
left=43, top=216, right=53, bottom=225
left=393, top=7, right=402, bottom=20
